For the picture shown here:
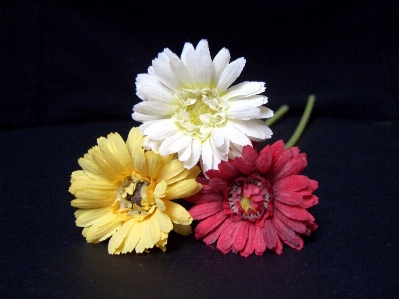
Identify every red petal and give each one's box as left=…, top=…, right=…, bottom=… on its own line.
left=209, top=177, right=229, bottom=192
left=203, top=217, right=232, bottom=245
left=273, top=175, right=309, bottom=192
left=300, top=195, right=319, bottom=208
left=253, top=225, right=267, bottom=256
left=241, top=223, right=256, bottom=257
left=232, top=221, right=249, bottom=252
left=274, top=190, right=303, bottom=205
left=256, top=151, right=272, bottom=174
left=274, top=208, right=308, bottom=234
left=268, top=149, right=293, bottom=178
left=234, top=146, right=258, bottom=175
left=217, top=221, right=239, bottom=254
left=262, top=219, right=279, bottom=250
left=274, top=200, right=315, bottom=222
left=272, top=214, right=304, bottom=250
left=207, top=160, right=240, bottom=180
left=189, top=201, right=223, bottom=220
left=273, top=156, right=307, bottom=182
left=195, top=210, right=228, bottom=239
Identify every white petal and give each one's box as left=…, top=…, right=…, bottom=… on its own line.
left=169, top=56, right=192, bottom=88
left=228, top=142, right=244, bottom=159
left=211, top=48, right=230, bottom=88
left=152, top=55, right=180, bottom=90
left=185, top=47, right=213, bottom=88
left=158, top=131, right=186, bottom=155
left=143, top=119, right=180, bottom=140
left=216, top=57, right=246, bottom=92
left=169, top=134, right=193, bottom=153
left=222, top=81, right=265, bottom=99
left=210, top=127, right=224, bottom=147
left=258, top=106, right=274, bottom=119
left=134, top=101, right=172, bottom=117
left=181, top=42, right=195, bottom=65
left=228, top=105, right=262, bottom=120
left=136, top=74, right=174, bottom=103
left=143, top=137, right=162, bottom=151
left=186, top=138, right=202, bottom=169
left=201, top=139, right=213, bottom=173
left=228, top=95, right=267, bottom=108
left=195, top=39, right=210, bottom=57
left=220, top=122, right=251, bottom=146
left=210, top=134, right=227, bottom=162
left=178, top=138, right=192, bottom=162
left=212, top=128, right=229, bottom=155
left=229, top=119, right=272, bottom=140
left=132, top=111, right=165, bottom=122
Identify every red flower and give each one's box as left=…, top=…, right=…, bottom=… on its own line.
left=186, top=140, right=318, bottom=257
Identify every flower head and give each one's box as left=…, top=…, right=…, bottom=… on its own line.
left=69, top=128, right=201, bottom=254
left=132, top=39, right=273, bottom=174
left=186, top=140, right=318, bottom=257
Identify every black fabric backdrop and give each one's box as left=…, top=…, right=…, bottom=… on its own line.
left=1, top=0, right=399, bottom=298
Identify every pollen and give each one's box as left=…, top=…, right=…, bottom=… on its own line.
left=240, top=196, right=256, bottom=213
left=186, top=98, right=215, bottom=126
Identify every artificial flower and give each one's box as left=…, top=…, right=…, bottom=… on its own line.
left=69, top=128, right=201, bottom=254
left=186, top=140, right=318, bottom=257
left=132, top=39, right=273, bottom=174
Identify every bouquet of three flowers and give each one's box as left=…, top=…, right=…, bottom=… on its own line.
left=69, top=40, right=318, bottom=257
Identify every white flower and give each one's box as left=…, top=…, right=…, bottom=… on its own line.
left=132, top=39, right=273, bottom=174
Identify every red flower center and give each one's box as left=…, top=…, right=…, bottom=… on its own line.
left=224, top=174, right=273, bottom=223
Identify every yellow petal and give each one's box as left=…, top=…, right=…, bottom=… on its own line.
left=173, top=223, right=192, bottom=236
left=78, top=156, right=117, bottom=181
left=98, top=143, right=130, bottom=176
left=163, top=179, right=201, bottom=200
left=141, top=218, right=156, bottom=249
left=144, top=151, right=161, bottom=178
left=121, top=219, right=142, bottom=254
left=75, top=207, right=110, bottom=227
left=164, top=165, right=201, bottom=185
left=126, top=128, right=144, bottom=158
left=107, top=133, right=134, bottom=170
left=164, top=200, right=193, bottom=225
left=146, top=217, right=161, bottom=245
left=108, top=218, right=135, bottom=254
left=84, top=213, right=121, bottom=243
left=156, top=159, right=186, bottom=183
left=154, top=208, right=173, bottom=233
left=71, top=198, right=115, bottom=209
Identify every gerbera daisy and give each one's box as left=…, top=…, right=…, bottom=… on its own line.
left=132, top=39, right=273, bottom=174
left=186, top=140, right=318, bottom=257
left=69, top=128, right=201, bottom=254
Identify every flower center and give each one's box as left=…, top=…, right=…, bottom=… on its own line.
left=114, top=176, right=152, bottom=217
left=173, top=88, right=228, bottom=140
left=226, top=175, right=273, bottom=221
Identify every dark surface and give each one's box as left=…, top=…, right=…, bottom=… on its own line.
left=1, top=0, right=399, bottom=298
left=1, top=119, right=398, bottom=298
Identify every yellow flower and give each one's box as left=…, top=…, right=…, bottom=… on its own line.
left=69, top=128, right=202, bottom=254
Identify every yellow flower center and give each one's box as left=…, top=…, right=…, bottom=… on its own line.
left=114, top=175, right=155, bottom=218
left=240, top=196, right=256, bottom=213
left=173, top=88, right=228, bottom=140
left=186, top=98, right=216, bottom=126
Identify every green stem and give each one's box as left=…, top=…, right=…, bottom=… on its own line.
left=265, top=105, right=289, bottom=127
left=285, top=95, right=316, bottom=148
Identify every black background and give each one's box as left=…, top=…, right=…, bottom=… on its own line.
left=1, top=0, right=399, bottom=298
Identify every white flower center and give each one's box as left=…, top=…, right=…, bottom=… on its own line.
left=173, top=88, right=228, bottom=140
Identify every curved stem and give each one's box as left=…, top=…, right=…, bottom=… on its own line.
left=265, top=105, right=289, bottom=127
left=285, top=95, right=316, bottom=148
